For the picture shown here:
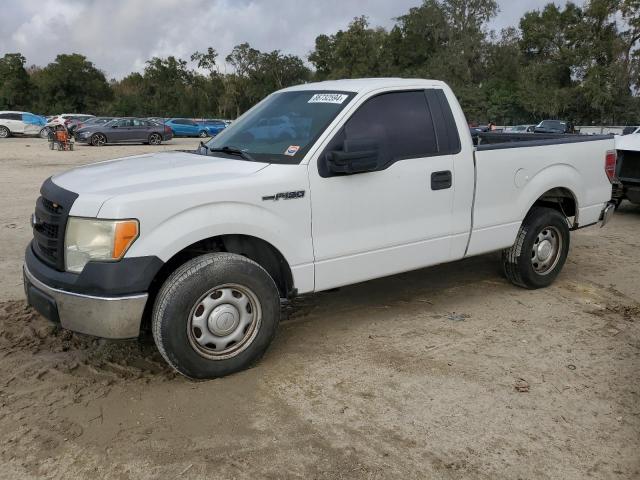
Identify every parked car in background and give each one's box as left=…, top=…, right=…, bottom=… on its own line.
left=621, top=126, right=639, bottom=135
left=45, top=114, right=95, bottom=137
left=80, top=117, right=117, bottom=128
left=147, top=117, right=167, bottom=125
left=507, top=124, right=535, bottom=133
left=0, top=111, right=47, bottom=138
left=75, top=117, right=173, bottom=146
left=200, top=119, right=227, bottom=136
left=534, top=120, right=576, bottom=134
left=165, top=118, right=218, bottom=137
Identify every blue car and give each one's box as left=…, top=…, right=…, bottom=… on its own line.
left=164, top=118, right=226, bottom=138
left=201, top=119, right=227, bottom=136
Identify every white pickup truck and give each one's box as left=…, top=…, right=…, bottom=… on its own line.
left=24, top=78, right=616, bottom=379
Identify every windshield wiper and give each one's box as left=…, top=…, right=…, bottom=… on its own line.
left=207, top=145, right=256, bottom=162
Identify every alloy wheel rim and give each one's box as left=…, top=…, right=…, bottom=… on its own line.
left=531, top=225, right=562, bottom=275
left=0, top=127, right=8, bottom=138
left=187, top=283, right=262, bottom=360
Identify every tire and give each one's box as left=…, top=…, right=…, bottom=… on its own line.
left=0, top=126, right=10, bottom=138
left=198, top=130, right=208, bottom=138
left=152, top=253, right=281, bottom=379
left=502, top=207, right=570, bottom=289
left=39, top=127, right=49, bottom=139
left=148, top=133, right=162, bottom=145
left=90, top=133, right=106, bottom=146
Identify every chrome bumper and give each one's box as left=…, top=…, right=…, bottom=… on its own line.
left=600, top=200, right=616, bottom=228
left=23, top=265, right=147, bottom=339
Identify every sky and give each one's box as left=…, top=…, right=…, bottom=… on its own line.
left=0, top=0, right=585, bottom=79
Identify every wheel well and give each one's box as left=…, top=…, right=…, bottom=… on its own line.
left=140, top=234, right=294, bottom=332
left=529, top=187, right=577, bottom=227
left=149, top=234, right=293, bottom=299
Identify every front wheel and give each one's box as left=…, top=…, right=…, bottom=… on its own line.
left=502, top=207, right=570, bottom=289
left=148, top=133, right=162, bottom=145
left=152, top=253, right=281, bottom=379
left=39, top=127, right=50, bottom=139
left=198, top=130, right=208, bottom=138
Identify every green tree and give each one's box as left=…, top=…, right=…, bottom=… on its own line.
left=0, top=53, right=33, bottom=110
left=31, top=54, right=112, bottom=113
left=309, top=16, right=390, bottom=79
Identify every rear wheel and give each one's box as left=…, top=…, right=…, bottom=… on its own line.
left=0, top=126, right=10, bottom=138
left=39, top=127, right=49, bottom=139
left=148, top=133, right=162, bottom=145
left=90, top=133, right=106, bottom=146
left=198, top=130, right=208, bottom=138
left=152, top=253, right=281, bottom=379
left=502, top=207, right=570, bottom=289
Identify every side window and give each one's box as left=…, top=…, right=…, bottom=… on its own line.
left=0, top=113, right=9, bottom=120
left=6, top=113, right=22, bottom=121
left=424, top=89, right=461, bottom=155
left=343, top=91, right=438, bottom=165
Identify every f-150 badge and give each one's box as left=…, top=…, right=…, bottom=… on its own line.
left=262, top=191, right=305, bottom=201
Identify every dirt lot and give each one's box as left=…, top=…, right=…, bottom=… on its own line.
left=0, top=137, right=638, bottom=479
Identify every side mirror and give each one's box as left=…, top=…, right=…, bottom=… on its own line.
left=326, top=139, right=380, bottom=175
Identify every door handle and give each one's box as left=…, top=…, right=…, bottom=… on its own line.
left=431, top=170, right=452, bottom=190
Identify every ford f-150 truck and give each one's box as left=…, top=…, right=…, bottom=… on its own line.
left=24, top=78, right=617, bottom=379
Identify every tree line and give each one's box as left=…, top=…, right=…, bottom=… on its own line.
left=0, top=0, right=638, bottom=125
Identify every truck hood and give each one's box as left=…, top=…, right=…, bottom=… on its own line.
left=52, top=151, right=268, bottom=216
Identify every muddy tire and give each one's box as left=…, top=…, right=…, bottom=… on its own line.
left=152, top=253, right=280, bottom=379
left=502, top=207, right=570, bottom=289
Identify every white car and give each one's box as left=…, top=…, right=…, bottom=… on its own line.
left=45, top=114, right=95, bottom=134
left=0, top=111, right=47, bottom=138
left=24, top=78, right=616, bottom=379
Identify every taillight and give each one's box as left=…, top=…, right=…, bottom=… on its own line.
left=605, top=150, right=617, bottom=183
left=164, top=126, right=171, bottom=133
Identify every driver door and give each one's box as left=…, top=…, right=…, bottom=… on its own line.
left=308, top=89, right=459, bottom=291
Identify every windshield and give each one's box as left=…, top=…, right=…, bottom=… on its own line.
left=204, top=90, right=355, bottom=164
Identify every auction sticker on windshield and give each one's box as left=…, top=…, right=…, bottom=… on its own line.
left=308, top=93, right=349, bottom=104
left=284, top=145, right=300, bottom=156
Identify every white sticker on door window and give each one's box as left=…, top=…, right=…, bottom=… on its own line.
left=308, top=93, right=349, bottom=104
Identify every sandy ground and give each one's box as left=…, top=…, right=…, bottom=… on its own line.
left=0, top=137, right=638, bottom=479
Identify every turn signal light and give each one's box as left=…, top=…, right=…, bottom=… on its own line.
left=113, top=220, right=139, bottom=259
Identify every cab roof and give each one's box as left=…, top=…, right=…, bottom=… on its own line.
left=280, top=78, right=447, bottom=95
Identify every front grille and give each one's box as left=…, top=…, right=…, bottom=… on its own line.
left=42, top=197, right=63, bottom=214
left=33, top=196, right=64, bottom=267
left=31, top=178, right=78, bottom=271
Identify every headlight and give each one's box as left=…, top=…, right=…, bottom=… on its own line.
left=64, top=218, right=139, bottom=273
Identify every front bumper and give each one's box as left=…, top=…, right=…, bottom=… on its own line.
left=24, top=264, right=147, bottom=339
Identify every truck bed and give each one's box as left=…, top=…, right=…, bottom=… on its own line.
left=474, top=132, right=613, bottom=149
left=467, top=134, right=614, bottom=257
